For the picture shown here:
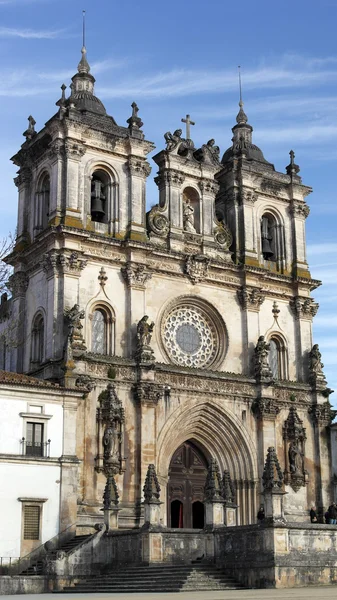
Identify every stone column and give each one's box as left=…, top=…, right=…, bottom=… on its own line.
left=128, top=158, right=152, bottom=242
left=289, top=201, right=311, bottom=279
left=64, top=141, right=85, bottom=228
left=237, top=286, right=265, bottom=375
left=7, top=271, right=29, bottom=373
left=59, top=394, right=81, bottom=532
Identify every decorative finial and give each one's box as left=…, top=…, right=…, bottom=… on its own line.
left=127, top=101, right=144, bottom=131
left=286, top=149, right=300, bottom=176
left=77, top=10, right=90, bottom=74
left=82, top=9, right=86, bottom=48
left=236, top=66, right=248, bottom=125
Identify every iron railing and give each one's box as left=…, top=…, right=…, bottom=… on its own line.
left=20, top=438, right=51, bottom=458
left=0, top=556, right=22, bottom=576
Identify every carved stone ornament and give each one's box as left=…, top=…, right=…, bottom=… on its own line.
left=309, top=344, right=327, bottom=388
left=128, top=157, right=151, bottom=178
left=64, top=140, right=86, bottom=159
left=309, top=401, right=337, bottom=426
left=185, top=254, right=211, bottom=284
left=289, top=203, right=310, bottom=219
left=198, top=179, right=220, bottom=195
left=147, top=204, right=169, bottom=237
left=262, top=447, right=284, bottom=491
left=283, top=405, right=307, bottom=492
left=43, top=250, right=87, bottom=278
left=7, top=271, right=29, bottom=298
left=222, top=470, right=235, bottom=505
left=134, top=382, right=164, bottom=405
left=290, top=296, right=319, bottom=320
left=155, top=170, right=185, bottom=188
left=143, top=464, right=161, bottom=504
left=214, top=222, right=233, bottom=251
left=14, top=167, right=32, bottom=188
left=96, top=383, right=125, bottom=476
left=98, top=267, right=108, bottom=289
left=237, top=286, right=265, bottom=311
left=254, top=335, right=273, bottom=380
left=75, top=374, right=96, bottom=392
left=260, top=180, right=282, bottom=197
left=121, top=263, right=152, bottom=289
left=135, top=315, right=155, bottom=363
left=204, top=458, right=224, bottom=503
left=103, top=474, right=119, bottom=509
left=240, top=189, right=257, bottom=204
left=252, top=397, right=280, bottom=420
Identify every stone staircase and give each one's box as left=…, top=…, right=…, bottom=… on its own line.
left=61, top=563, right=245, bottom=593
left=19, top=535, right=91, bottom=575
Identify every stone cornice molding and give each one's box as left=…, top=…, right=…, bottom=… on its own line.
left=128, top=157, right=152, bottom=178
left=43, top=249, right=87, bottom=277
left=289, top=296, right=319, bottom=320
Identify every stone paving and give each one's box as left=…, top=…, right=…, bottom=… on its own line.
left=3, top=587, right=337, bottom=600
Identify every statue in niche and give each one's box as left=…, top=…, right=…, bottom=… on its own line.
left=288, top=441, right=303, bottom=475
left=137, top=315, right=154, bottom=347
left=164, top=128, right=183, bottom=151
left=183, top=198, right=196, bottom=233
left=103, top=423, right=119, bottom=463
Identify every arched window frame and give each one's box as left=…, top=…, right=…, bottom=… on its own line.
left=31, top=313, right=45, bottom=364
left=267, top=334, right=288, bottom=380
left=259, top=209, right=286, bottom=273
left=89, top=303, right=115, bottom=356
left=182, top=185, right=202, bottom=234
left=89, top=168, right=113, bottom=225
left=34, top=172, right=50, bottom=234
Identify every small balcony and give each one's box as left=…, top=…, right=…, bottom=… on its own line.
left=20, top=438, right=51, bottom=458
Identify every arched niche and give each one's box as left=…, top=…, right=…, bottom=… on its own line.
left=90, top=169, right=110, bottom=224
left=34, top=172, right=50, bottom=234
left=182, top=186, right=201, bottom=234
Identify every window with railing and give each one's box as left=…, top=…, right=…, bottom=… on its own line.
left=21, top=422, right=51, bottom=457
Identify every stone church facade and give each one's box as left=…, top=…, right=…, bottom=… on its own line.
left=0, top=46, right=336, bottom=585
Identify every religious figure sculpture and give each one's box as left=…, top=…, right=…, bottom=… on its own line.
left=206, top=138, right=220, bottom=160
left=288, top=441, right=303, bottom=475
left=309, top=343, right=327, bottom=387
left=64, top=304, right=85, bottom=341
left=135, top=316, right=155, bottom=363
left=164, top=128, right=183, bottom=151
left=254, top=335, right=273, bottom=380
left=103, top=423, right=119, bottom=463
left=183, top=198, right=196, bottom=233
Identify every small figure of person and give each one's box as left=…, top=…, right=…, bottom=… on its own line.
left=257, top=505, right=265, bottom=521
left=325, top=510, right=330, bottom=524
left=328, top=502, right=337, bottom=524
left=309, top=506, right=317, bottom=523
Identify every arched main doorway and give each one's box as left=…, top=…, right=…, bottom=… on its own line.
left=168, top=441, right=208, bottom=529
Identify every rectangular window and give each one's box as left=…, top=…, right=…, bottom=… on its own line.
left=26, top=422, right=44, bottom=457
left=23, top=505, right=40, bottom=540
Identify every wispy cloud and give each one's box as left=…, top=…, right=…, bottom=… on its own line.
left=0, top=26, right=62, bottom=39
left=307, top=243, right=337, bottom=256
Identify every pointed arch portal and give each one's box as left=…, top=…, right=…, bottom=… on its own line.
left=168, top=441, right=208, bottom=529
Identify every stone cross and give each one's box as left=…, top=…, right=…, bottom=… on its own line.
left=181, top=114, right=195, bottom=140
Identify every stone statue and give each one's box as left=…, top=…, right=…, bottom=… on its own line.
left=254, top=335, right=273, bottom=379
left=164, top=128, right=183, bottom=151
left=137, top=315, right=154, bottom=347
left=309, top=344, right=324, bottom=374
left=64, top=304, right=85, bottom=342
left=206, top=138, right=220, bottom=159
left=183, top=198, right=196, bottom=233
left=103, top=423, right=119, bottom=462
left=288, top=441, right=303, bottom=474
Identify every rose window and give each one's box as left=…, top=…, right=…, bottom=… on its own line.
left=163, top=305, right=218, bottom=368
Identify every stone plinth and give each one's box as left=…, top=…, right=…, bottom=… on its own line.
left=103, top=508, right=120, bottom=531
left=205, top=501, right=224, bottom=527
left=263, top=490, right=287, bottom=521
left=224, top=504, right=237, bottom=527
left=144, top=502, right=162, bottom=526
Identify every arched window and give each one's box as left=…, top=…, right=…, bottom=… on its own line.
left=268, top=336, right=288, bottom=380
left=182, top=187, right=201, bottom=234
left=35, top=173, right=50, bottom=233
left=261, top=212, right=285, bottom=272
left=31, top=314, right=44, bottom=364
left=90, top=305, right=115, bottom=355
left=91, top=169, right=110, bottom=223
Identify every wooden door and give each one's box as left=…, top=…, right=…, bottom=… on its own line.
left=168, top=441, right=208, bottom=528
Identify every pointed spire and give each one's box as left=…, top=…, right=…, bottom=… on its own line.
left=204, top=458, right=224, bottom=503
left=143, top=464, right=161, bottom=504
left=78, top=45, right=90, bottom=74
left=236, top=66, right=248, bottom=125
left=262, top=447, right=283, bottom=491
left=103, top=474, right=119, bottom=509
left=222, top=470, right=235, bottom=504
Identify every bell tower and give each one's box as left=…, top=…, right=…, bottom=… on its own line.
left=7, top=45, right=154, bottom=376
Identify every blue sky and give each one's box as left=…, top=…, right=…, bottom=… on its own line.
left=0, top=0, right=336, bottom=404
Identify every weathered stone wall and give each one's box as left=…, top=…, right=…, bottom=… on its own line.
left=215, top=523, right=337, bottom=588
